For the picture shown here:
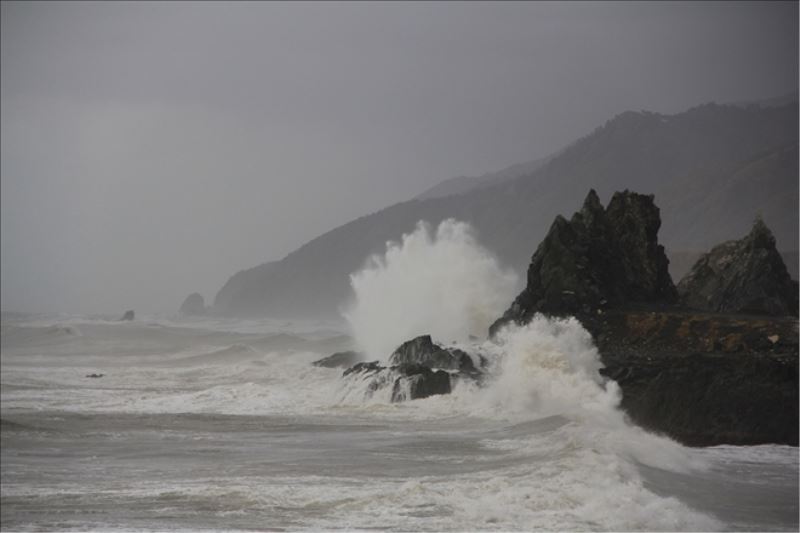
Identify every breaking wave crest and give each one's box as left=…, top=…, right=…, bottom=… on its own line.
left=344, top=219, right=518, bottom=361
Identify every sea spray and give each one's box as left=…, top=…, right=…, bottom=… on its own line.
left=344, top=219, right=518, bottom=360
left=475, top=316, right=706, bottom=474
left=478, top=316, right=617, bottom=419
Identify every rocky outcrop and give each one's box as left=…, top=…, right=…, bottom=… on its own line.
left=389, top=335, right=484, bottom=378
left=491, top=189, right=676, bottom=335
left=120, top=310, right=135, bottom=321
left=585, top=310, right=799, bottom=446
left=488, top=189, right=798, bottom=446
left=179, top=293, right=206, bottom=316
left=342, top=359, right=452, bottom=402
left=677, top=217, right=799, bottom=316
left=312, top=350, right=363, bottom=369
left=340, top=335, right=484, bottom=402
left=391, top=364, right=452, bottom=402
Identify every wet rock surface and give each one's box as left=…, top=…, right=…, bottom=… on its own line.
left=312, top=350, right=363, bottom=369
left=491, top=189, right=676, bottom=335
left=587, top=310, right=799, bottom=446
left=677, top=217, right=799, bottom=316
left=389, top=335, right=483, bottom=378
left=340, top=335, right=483, bottom=402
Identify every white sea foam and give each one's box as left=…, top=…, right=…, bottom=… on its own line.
left=344, top=219, right=518, bottom=360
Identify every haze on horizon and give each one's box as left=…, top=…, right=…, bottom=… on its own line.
left=1, top=1, right=797, bottom=315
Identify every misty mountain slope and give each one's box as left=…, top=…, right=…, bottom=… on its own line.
left=214, top=101, right=798, bottom=318
left=658, top=144, right=799, bottom=248
left=415, top=154, right=555, bottom=201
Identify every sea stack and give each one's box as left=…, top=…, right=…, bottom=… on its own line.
left=179, top=292, right=206, bottom=316
left=490, top=189, right=676, bottom=335
left=677, top=217, right=799, bottom=316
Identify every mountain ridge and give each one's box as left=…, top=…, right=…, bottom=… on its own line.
left=213, top=100, right=798, bottom=318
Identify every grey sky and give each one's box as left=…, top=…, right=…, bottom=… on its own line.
left=2, top=1, right=797, bottom=314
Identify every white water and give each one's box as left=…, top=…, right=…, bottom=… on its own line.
left=345, top=219, right=518, bottom=360
left=2, top=220, right=797, bottom=531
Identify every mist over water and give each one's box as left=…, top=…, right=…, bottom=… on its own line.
left=345, top=219, right=518, bottom=360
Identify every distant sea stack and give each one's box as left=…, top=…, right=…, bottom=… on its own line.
left=677, top=217, right=799, bottom=316
left=490, top=189, right=676, bottom=335
left=120, top=310, right=135, bottom=321
left=179, top=293, right=206, bottom=316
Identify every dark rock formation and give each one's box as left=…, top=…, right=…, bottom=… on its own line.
left=390, top=364, right=452, bottom=402
left=179, top=293, right=206, bottom=316
left=120, top=310, right=135, bottom=321
left=677, top=217, right=799, bottom=316
left=491, top=190, right=676, bottom=335
left=313, top=350, right=363, bottom=369
left=342, top=360, right=452, bottom=402
left=389, top=335, right=483, bottom=377
left=339, top=335, right=486, bottom=402
left=343, top=361, right=384, bottom=378
left=85, top=373, right=105, bottom=378
left=586, top=310, right=799, bottom=446
left=488, top=189, right=798, bottom=446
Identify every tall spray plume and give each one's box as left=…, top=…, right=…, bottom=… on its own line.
left=344, top=219, right=518, bottom=360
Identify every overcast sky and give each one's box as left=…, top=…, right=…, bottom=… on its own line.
left=2, top=1, right=797, bottom=315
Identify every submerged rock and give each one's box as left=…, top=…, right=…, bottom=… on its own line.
left=677, top=217, right=799, bottom=316
left=312, top=350, right=363, bottom=369
left=120, top=310, right=135, bottom=321
left=491, top=189, right=676, bottom=335
left=179, top=292, right=206, bottom=316
left=85, top=373, right=105, bottom=378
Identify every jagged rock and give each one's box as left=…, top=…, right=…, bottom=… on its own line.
left=491, top=189, right=676, bottom=335
left=342, top=361, right=383, bottom=377
left=389, top=335, right=482, bottom=377
left=179, top=293, right=206, bottom=316
left=390, top=364, right=451, bottom=402
left=677, top=217, right=799, bottom=316
left=313, top=350, right=363, bottom=368
left=341, top=336, right=468, bottom=403
left=339, top=335, right=489, bottom=402
left=342, top=359, right=453, bottom=402
left=120, top=310, right=135, bottom=321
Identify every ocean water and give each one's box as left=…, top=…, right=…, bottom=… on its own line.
left=2, top=222, right=798, bottom=531
left=1, top=312, right=797, bottom=532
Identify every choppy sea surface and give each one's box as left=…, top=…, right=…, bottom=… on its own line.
left=1, top=311, right=798, bottom=531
